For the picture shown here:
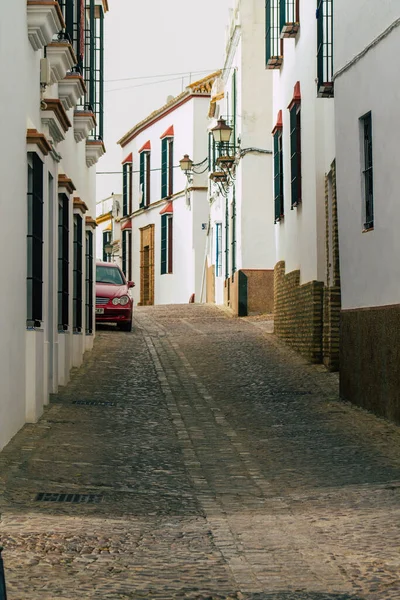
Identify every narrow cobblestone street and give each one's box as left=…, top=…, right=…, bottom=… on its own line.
left=0, top=305, right=399, bottom=600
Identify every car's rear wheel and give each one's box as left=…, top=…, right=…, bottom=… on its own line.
left=119, top=320, right=132, bottom=332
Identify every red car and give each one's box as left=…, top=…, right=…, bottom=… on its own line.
left=95, top=262, right=134, bottom=331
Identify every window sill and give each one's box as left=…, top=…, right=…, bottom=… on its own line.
left=362, top=226, right=374, bottom=233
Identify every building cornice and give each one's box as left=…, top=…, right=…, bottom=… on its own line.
left=96, top=211, right=112, bottom=225
left=58, top=174, right=76, bottom=194
left=118, top=71, right=221, bottom=148
left=26, top=128, right=52, bottom=155
left=73, top=197, right=89, bottom=213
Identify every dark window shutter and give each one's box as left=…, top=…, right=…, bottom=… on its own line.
left=122, top=229, right=127, bottom=275
left=167, top=216, right=173, bottom=273
left=139, top=152, right=145, bottom=208
left=274, top=132, right=281, bottom=222
left=146, top=152, right=151, bottom=206
left=290, top=104, right=301, bottom=207
left=161, top=214, right=167, bottom=275
left=161, top=139, right=168, bottom=198
left=168, top=139, right=174, bottom=196
left=122, top=163, right=128, bottom=216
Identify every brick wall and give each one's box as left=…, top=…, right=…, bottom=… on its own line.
left=206, top=262, right=215, bottom=304
left=274, top=261, right=324, bottom=363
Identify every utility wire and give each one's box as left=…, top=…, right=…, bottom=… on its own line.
left=105, top=68, right=220, bottom=84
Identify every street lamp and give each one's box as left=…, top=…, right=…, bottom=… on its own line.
left=179, top=154, right=194, bottom=184
left=211, top=117, right=233, bottom=145
left=104, top=241, right=113, bottom=262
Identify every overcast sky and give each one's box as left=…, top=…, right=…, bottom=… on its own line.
left=99, top=0, right=233, bottom=201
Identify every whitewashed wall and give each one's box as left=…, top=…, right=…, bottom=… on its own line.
left=121, top=93, right=210, bottom=305
left=335, top=10, right=400, bottom=309
left=0, top=3, right=101, bottom=450
left=273, top=1, right=335, bottom=284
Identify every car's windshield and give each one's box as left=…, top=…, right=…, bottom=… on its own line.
left=96, top=265, right=125, bottom=285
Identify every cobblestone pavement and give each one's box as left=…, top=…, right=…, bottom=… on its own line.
left=0, top=304, right=400, bottom=600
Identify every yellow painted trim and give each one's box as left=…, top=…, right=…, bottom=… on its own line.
left=96, top=211, right=112, bottom=225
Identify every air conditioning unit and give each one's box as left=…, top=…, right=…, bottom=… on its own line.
left=40, top=58, right=51, bottom=86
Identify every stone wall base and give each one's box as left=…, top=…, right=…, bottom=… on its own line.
left=274, top=261, right=324, bottom=363
left=223, top=269, right=274, bottom=317
left=340, top=305, right=400, bottom=424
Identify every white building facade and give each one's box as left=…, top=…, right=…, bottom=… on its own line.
left=0, top=0, right=108, bottom=450
left=206, top=0, right=276, bottom=316
left=268, top=0, right=338, bottom=367
left=117, top=75, right=218, bottom=306
left=335, top=1, right=400, bottom=422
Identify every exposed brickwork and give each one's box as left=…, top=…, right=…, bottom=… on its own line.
left=274, top=261, right=324, bottom=363
left=323, top=160, right=341, bottom=371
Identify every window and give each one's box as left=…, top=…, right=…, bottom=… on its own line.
left=122, top=229, right=132, bottom=280
left=140, top=151, right=151, bottom=208
left=84, top=0, right=105, bottom=138
left=73, top=214, right=83, bottom=332
left=289, top=85, right=302, bottom=207
left=274, top=129, right=284, bottom=222
left=360, top=112, right=374, bottom=230
left=231, top=70, right=237, bottom=145
left=161, top=137, right=174, bottom=198
left=96, top=264, right=125, bottom=284
left=231, top=188, right=237, bottom=275
left=57, top=0, right=84, bottom=65
left=161, top=214, right=173, bottom=274
left=122, top=162, right=132, bottom=216
left=27, top=153, right=44, bottom=327
left=58, top=193, right=69, bottom=330
left=216, top=223, right=222, bottom=277
left=225, top=197, right=229, bottom=280
left=280, top=0, right=299, bottom=37
left=102, top=230, right=111, bottom=262
left=317, top=0, right=334, bottom=97
left=85, top=230, right=94, bottom=334
left=266, top=0, right=283, bottom=69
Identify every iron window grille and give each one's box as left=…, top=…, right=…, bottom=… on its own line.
left=122, top=162, right=133, bottom=216
left=161, top=214, right=173, bottom=275
left=231, top=187, right=237, bottom=275
left=56, top=0, right=84, bottom=68
left=216, top=223, right=222, bottom=277
left=289, top=102, right=302, bottom=208
left=27, top=153, right=44, bottom=327
left=140, top=151, right=151, bottom=208
left=85, top=230, right=93, bottom=334
left=266, top=0, right=283, bottom=69
left=280, top=0, right=300, bottom=37
left=58, top=193, right=69, bottom=331
left=122, top=230, right=132, bottom=280
left=317, top=0, right=334, bottom=98
left=73, top=214, right=83, bottom=332
left=225, top=197, right=229, bottom=280
left=360, top=112, right=374, bottom=230
left=161, top=137, right=174, bottom=198
left=83, top=0, right=104, bottom=139
left=274, top=130, right=285, bottom=222
left=102, top=230, right=111, bottom=262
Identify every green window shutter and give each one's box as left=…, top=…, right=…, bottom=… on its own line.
left=274, top=131, right=284, bottom=222
left=139, top=152, right=145, bottom=208
left=161, top=214, right=167, bottom=274
left=122, top=230, right=127, bottom=276
left=225, top=197, right=229, bottom=280
left=161, top=139, right=168, bottom=198
left=290, top=104, right=301, bottom=207
left=122, top=164, right=128, bottom=216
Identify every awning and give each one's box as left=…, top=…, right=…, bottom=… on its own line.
left=160, top=125, right=174, bottom=139
left=138, top=140, right=151, bottom=153
left=121, top=219, right=132, bottom=231
left=160, top=201, right=173, bottom=215
left=122, top=152, right=133, bottom=164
